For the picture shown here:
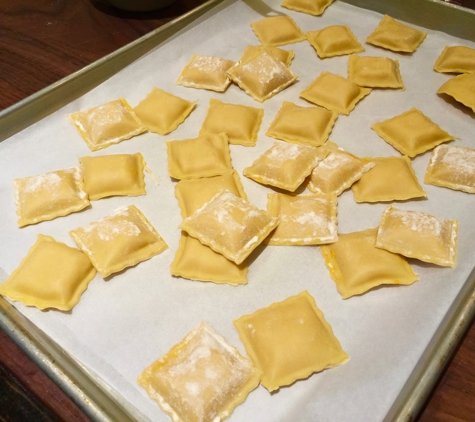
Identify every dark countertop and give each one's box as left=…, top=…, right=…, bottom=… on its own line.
left=0, top=0, right=474, bottom=421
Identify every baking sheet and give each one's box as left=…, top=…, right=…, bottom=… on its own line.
left=1, top=0, right=475, bottom=421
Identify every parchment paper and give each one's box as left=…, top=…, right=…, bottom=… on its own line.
left=1, top=0, right=475, bottom=420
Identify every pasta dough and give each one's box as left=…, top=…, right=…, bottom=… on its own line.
left=79, top=153, right=146, bottom=200
left=371, top=108, right=455, bottom=157
left=227, top=51, right=298, bottom=102
left=166, top=133, right=233, bottom=180
left=376, top=206, right=459, bottom=267
left=300, top=72, right=371, bottom=115
left=179, top=190, right=279, bottom=265
left=351, top=155, right=427, bottom=202
left=133, top=87, right=196, bottom=135
left=0, top=234, right=96, bottom=311
left=70, top=205, right=168, bottom=278
left=320, top=228, right=418, bottom=298
left=199, top=98, right=264, bottom=146
left=366, top=15, right=427, bottom=53
left=67, top=98, right=147, bottom=151
left=233, top=291, right=349, bottom=391
left=348, top=55, right=404, bottom=89
left=266, top=101, right=338, bottom=147
left=137, top=322, right=261, bottom=422
left=306, top=25, right=364, bottom=59
left=250, top=16, right=305, bottom=46
left=424, top=144, right=475, bottom=194
left=176, top=54, right=235, bottom=92
left=243, top=141, right=326, bottom=192
left=13, top=167, right=90, bottom=227
left=266, top=193, right=338, bottom=245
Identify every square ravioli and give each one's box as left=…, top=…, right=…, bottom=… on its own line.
left=236, top=45, right=294, bottom=67
left=0, top=234, right=96, bottom=311
left=79, top=153, right=146, bottom=200
left=434, top=46, right=475, bottom=74
left=351, top=155, right=426, bottom=203
left=174, top=171, right=247, bottom=219
left=306, top=25, right=364, bottom=59
left=266, top=101, right=338, bottom=147
left=250, top=16, right=305, bottom=46
left=437, top=73, right=475, bottom=113
left=282, top=0, right=334, bottom=16
left=67, top=98, right=147, bottom=151
left=133, top=87, right=196, bottom=135
left=266, top=193, right=338, bottom=245
left=424, top=144, right=475, bottom=194
left=320, top=228, right=418, bottom=298
left=233, top=291, right=349, bottom=392
left=179, top=190, right=279, bottom=265
left=300, top=72, right=371, bottom=115
left=199, top=99, right=264, bottom=146
left=376, top=206, right=459, bottom=267
left=166, top=133, right=233, bottom=180
left=137, top=322, right=261, bottom=422
left=176, top=54, right=235, bottom=92
left=371, top=108, right=456, bottom=157
left=69, top=205, right=168, bottom=278
left=13, top=166, right=90, bottom=228
left=348, top=55, right=404, bottom=89
left=243, top=141, right=326, bottom=192
left=366, top=15, right=427, bottom=53
left=171, top=232, right=248, bottom=285
left=227, top=51, right=298, bottom=103
left=307, top=142, right=375, bottom=196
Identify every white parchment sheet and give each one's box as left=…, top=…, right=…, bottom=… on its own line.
left=1, top=0, right=475, bottom=420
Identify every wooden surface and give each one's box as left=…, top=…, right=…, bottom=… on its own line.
left=0, top=0, right=474, bottom=421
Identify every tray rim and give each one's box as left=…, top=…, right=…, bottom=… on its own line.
left=1, top=0, right=475, bottom=421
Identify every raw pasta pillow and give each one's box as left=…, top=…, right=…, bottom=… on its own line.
left=424, top=144, right=475, bottom=194
left=166, top=133, right=233, bottom=180
left=236, top=45, right=294, bottom=67
left=300, top=72, right=371, bottom=115
left=306, top=25, right=364, bottom=58
left=307, top=142, right=374, bottom=195
left=351, top=155, right=426, bottom=202
left=320, top=228, right=418, bottom=298
left=0, top=234, right=96, bottom=311
left=266, top=192, right=338, bottom=245
left=199, top=98, right=264, bottom=146
left=233, top=291, right=349, bottom=391
left=180, top=190, right=279, bottom=265
left=433, top=45, right=475, bottom=74
left=437, top=73, right=475, bottom=113
left=282, top=0, right=334, bottom=16
left=227, top=51, right=298, bottom=103
left=266, top=101, right=338, bottom=147
left=171, top=232, right=248, bottom=285
left=67, top=98, right=147, bottom=151
left=250, top=16, right=305, bottom=46
left=243, top=141, right=326, bottom=192
left=376, top=206, right=459, bottom=267
left=174, top=171, right=247, bottom=219
left=79, top=153, right=146, bottom=200
left=176, top=54, right=235, bottom=92
left=137, top=322, right=261, bottom=422
left=133, top=87, right=196, bottom=135
left=371, top=108, right=456, bottom=157
left=366, top=15, right=427, bottom=53
left=348, top=55, right=404, bottom=89
left=13, top=167, right=90, bottom=227
left=70, top=205, right=168, bottom=278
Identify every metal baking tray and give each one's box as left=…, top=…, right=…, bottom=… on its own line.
left=1, top=0, right=474, bottom=421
